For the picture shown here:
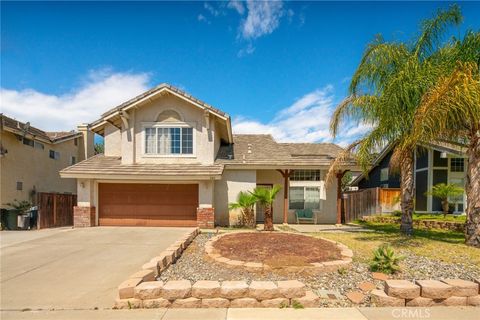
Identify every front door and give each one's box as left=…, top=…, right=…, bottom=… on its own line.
left=255, top=184, right=272, bottom=223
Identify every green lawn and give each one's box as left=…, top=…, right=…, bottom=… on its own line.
left=311, top=221, right=480, bottom=267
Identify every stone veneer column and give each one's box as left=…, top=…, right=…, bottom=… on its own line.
left=197, top=207, right=214, bottom=229
left=73, top=206, right=96, bottom=227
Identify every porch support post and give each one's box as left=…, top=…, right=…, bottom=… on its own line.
left=336, top=171, right=346, bottom=225
left=277, top=169, right=293, bottom=225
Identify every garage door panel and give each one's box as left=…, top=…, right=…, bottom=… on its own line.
left=98, top=183, right=198, bottom=226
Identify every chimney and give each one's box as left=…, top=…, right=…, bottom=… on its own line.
left=77, top=124, right=94, bottom=160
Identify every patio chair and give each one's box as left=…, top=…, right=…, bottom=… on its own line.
left=295, top=209, right=316, bottom=224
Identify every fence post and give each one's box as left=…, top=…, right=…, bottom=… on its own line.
left=53, top=193, right=57, bottom=227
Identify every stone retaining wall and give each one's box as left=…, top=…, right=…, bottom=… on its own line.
left=372, top=279, right=480, bottom=307
left=116, top=228, right=200, bottom=305
left=362, top=216, right=464, bottom=232
left=115, top=279, right=324, bottom=309
left=205, top=232, right=353, bottom=272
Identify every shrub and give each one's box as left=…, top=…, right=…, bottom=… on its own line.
left=370, top=244, right=404, bottom=274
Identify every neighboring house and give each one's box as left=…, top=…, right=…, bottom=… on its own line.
left=351, top=141, right=468, bottom=213
left=0, top=114, right=92, bottom=208
left=60, top=84, right=357, bottom=228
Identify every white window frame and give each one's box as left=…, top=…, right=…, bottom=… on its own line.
left=288, top=186, right=322, bottom=210
left=141, top=122, right=196, bottom=158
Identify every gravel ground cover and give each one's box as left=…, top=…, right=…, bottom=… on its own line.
left=159, top=231, right=480, bottom=307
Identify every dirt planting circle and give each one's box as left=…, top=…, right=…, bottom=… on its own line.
left=205, top=232, right=353, bottom=270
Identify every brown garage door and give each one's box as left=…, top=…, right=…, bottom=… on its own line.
left=98, top=183, right=198, bottom=227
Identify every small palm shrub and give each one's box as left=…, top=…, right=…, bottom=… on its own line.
left=425, top=183, right=464, bottom=217
left=370, top=244, right=404, bottom=274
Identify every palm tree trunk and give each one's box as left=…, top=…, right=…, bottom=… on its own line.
left=264, top=205, right=274, bottom=231
left=400, top=150, right=415, bottom=235
left=465, top=135, right=480, bottom=247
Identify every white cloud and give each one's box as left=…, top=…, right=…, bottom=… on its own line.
left=227, top=1, right=245, bottom=15
left=197, top=14, right=209, bottom=23
left=0, top=69, right=150, bottom=132
left=241, top=0, right=285, bottom=40
left=204, top=2, right=222, bottom=17
left=232, top=86, right=372, bottom=146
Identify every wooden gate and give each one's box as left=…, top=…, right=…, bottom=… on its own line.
left=343, top=188, right=400, bottom=223
left=37, top=193, right=77, bottom=229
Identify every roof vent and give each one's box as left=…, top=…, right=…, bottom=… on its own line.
left=247, top=143, right=252, bottom=154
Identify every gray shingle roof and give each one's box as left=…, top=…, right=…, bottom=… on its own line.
left=216, top=134, right=351, bottom=167
left=60, top=155, right=225, bottom=178
left=1, top=113, right=81, bottom=143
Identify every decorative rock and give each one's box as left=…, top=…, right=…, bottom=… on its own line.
left=129, top=269, right=155, bottom=282
left=114, top=298, right=142, bottom=309
left=358, top=281, right=376, bottom=292
left=226, top=260, right=245, bottom=267
left=162, top=280, right=192, bottom=300
left=214, top=257, right=230, bottom=263
left=171, top=297, right=201, bottom=308
left=261, top=298, right=289, bottom=308
left=372, top=272, right=389, bottom=281
left=346, top=291, right=365, bottom=304
left=385, top=280, right=420, bottom=299
left=150, top=255, right=168, bottom=269
left=142, top=261, right=159, bottom=275
left=201, top=298, right=230, bottom=308
left=118, top=278, right=143, bottom=299
left=142, top=298, right=171, bottom=309
left=467, top=295, right=480, bottom=306
left=161, top=251, right=175, bottom=265
left=416, top=280, right=454, bottom=299
left=208, top=253, right=221, bottom=259
left=221, top=281, right=249, bottom=299
left=406, top=297, right=434, bottom=307
left=371, top=289, right=405, bottom=307
left=292, top=290, right=320, bottom=308
left=277, top=280, right=306, bottom=298
left=441, top=279, right=479, bottom=297
left=438, top=296, right=467, bottom=306
left=229, top=298, right=261, bottom=308
left=249, top=281, right=280, bottom=300
left=341, top=249, right=354, bottom=258
left=134, top=281, right=164, bottom=300
left=192, top=280, right=221, bottom=298
left=244, top=262, right=263, bottom=269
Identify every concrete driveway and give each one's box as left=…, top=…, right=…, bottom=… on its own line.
left=0, top=227, right=193, bottom=310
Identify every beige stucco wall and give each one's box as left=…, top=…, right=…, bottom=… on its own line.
left=256, top=170, right=286, bottom=223
left=214, top=169, right=257, bottom=226
left=0, top=131, right=84, bottom=208
left=104, top=123, right=121, bottom=157
left=107, top=94, right=219, bottom=165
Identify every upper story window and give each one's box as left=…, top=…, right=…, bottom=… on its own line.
left=22, top=137, right=34, bottom=147
left=450, top=158, right=464, bottom=172
left=290, top=170, right=321, bottom=181
left=144, top=126, right=193, bottom=155
left=49, top=150, right=60, bottom=160
left=380, top=167, right=389, bottom=181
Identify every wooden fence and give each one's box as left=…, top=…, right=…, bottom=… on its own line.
left=37, top=193, right=77, bottom=229
left=343, top=187, right=400, bottom=223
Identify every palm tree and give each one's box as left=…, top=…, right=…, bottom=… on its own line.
left=251, top=185, right=282, bottom=231
left=411, top=51, right=480, bottom=246
left=328, top=5, right=462, bottom=235
left=228, top=191, right=257, bottom=228
left=426, top=183, right=464, bottom=217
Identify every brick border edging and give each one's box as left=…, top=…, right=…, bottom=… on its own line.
left=204, top=231, right=353, bottom=271
left=116, top=228, right=200, bottom=302
left=371, top=279, right=480, bottom=307
left=114, top=279, right=325, bottom=309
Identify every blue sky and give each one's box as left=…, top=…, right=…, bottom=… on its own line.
left=1, top=1, right=479, bottom=146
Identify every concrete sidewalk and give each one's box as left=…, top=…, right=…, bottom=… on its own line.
left=1, top=307, right=477, bottom=320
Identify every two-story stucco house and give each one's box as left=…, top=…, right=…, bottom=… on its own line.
left=0, top=114, right=91, bottom=208
left=60, top=84, right=357, bottom=228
